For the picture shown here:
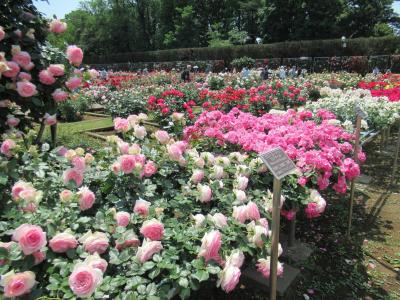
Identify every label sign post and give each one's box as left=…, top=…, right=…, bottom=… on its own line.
left=260, top=147, right=297, bottom=300
left=347, top=106, right=365, bottom=238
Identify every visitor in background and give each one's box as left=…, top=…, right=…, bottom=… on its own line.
left=279, top=66, right=286, bottom=79
left=289, top=65, right=297, bottom=77
left=205, top=63, right=212, bottom=73
left=181, top=65, right=191, bottom=82
left=261, top=65, right=269, bottom=80
left=241, top=67, right=250, bottom=79
left=373, top=66, right=380, bottom=76
left=100, top=69, right=108, bottom=80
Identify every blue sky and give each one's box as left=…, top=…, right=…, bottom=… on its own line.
left=35, top=0, right=400, bottom=19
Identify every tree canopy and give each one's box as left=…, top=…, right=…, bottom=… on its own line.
left=49, top=0, right=400, bottom=56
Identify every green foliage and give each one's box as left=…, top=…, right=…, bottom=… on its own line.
left=58, top=96, right=91, bottom=122
left=104, top=90, right=148, bottom=118
left=231, top=56, right=255, bottom=70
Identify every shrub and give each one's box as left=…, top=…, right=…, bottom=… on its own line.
left=231, top=56, right=255, bottom=70
left=58, top=95, right=90, bottom=122
left=105, top=90, right=148, bottom=118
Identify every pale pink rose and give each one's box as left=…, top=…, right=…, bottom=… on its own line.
left=69, top=263, right=102, bottom=298
left=39, top=69, right=56, bottom=85
left=208, top=213, right=227, bottom=228
left=140, top=219, right=164, bottom=240
left=84, top=254, right=108, bottom=273
left=195, top=157, right=205, bottom=168
left=77, top=187, right=95, bottom=211
left=258, top=218, right=269, bottom=231
left=236, top=176, right=249, bottom=191
left=134, top=125, right=147, bottom=139
left=246, top=202, right=260, bottom=221
left=193, top=214, right=206, bottom=228
left=32, top=251, right=46, bottom=265
left=16, top=81, right=37, bottom=97
left=12, top=224, right=47, bottom=255
left=218, top=265, right=241, bottom=293
left=256, top=257, right=283, bottom=279
left=114, top=118, right=130, bottom=133
left=12, top=51, right=31, bottom=68
left=59, top=189, right=73, bottom=202
left=48, top=64, right=65, bottom=76
left=247, top=223, right=268, bottom=248
left=44, top=113, right=57, bottom=126
left=22, top=62, right=35, bottom=71
left=66, top=45, right=83, bottom=66
left=133, top=199, right=150, bottom=216
left=127, top=114, right=139, bottom=126
left=6, top=116, right=19, bottom=127
left=52, top=89, right=69, bottom=102
left=225, top=250, right=244, bottom=268
left=115, top=211, right=130, bottom=227
left=212, top=165, right=224, bottom=179
left=79, top=231, right=109, bottom=254
left=198, top=184, right=212, bottom=203
left=65, top=76, right=82, bottom=90
left=1, top=139, right=16, bottom=157
left=154, top=130, right=170, bottom=144
left=63, top=168, right=84, bottom=186
left=49, top=19, right=67, bottom=33
left=88, top=69, right=99, bottom=79
left=3, top=61, right=20, bottom=78
left=0, top=26, right=5, bottom=41
left=2, top=271, right=36, bottom=298
left=111, top=162, right=121, bottom=174
left=172, top=112, right=184, bottom=121
left=18, top=72, right=32, bottom=81
left=72, top=156, right=86, bottom=171
left=115, top=230, right=140, bottom=251
left=128, top=144, right=141, bottom=155
left=84, top=153, right=94, bottom=164
left=232, top=205, right=248, bottom=223
left=22, top=202, right=38, bottom=213
left=167, top=143, right=184, bottom=161
left=117, top=141, right=129, bottom=154
left=234, top=189, right=247, bottom=204
left=190, top=169, right=204, bottom=184
left=49, top=232, right=78, bottom=253
left=198, top=230, right=221, bottom=262
left=136, top=239, right=163, bottom=263
left=119, top=155, right=137, bottom=174
left=11, top=181, right=32, bottom=200
left=143, top=161, right=157, bottom=177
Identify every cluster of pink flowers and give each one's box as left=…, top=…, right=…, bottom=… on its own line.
left=185, top=108, right=361, bottom=193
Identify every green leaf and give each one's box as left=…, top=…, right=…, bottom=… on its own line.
left=179, top=288, right=190, bottom=299
left=143, top=261, right=155, bottom=271
left=178, top=277, right=189, bottom=288
left=192, top=270, right=209, bottom=282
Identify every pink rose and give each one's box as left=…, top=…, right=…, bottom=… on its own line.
left=234, top=189, right=246, bottom=204
left=63, top=168, right=84, bottom=186
left=140, top=219, right=164, bottom=240
left=256, top=257, right=283, bottom=279
left=198, top=184, right=212, bottom=203
left=3, top=61, right=20, bottom=78
left=198, top=230, right=221, bottom=262
left=114, top=117, right=130, bottom=133
left=49, top=232, right=78, bottom=253
left=134, top=125, right=147, bottom=139
left=84, top=254, right=108, bottom=273
left=72, top=156, right=86, bottom=170
left=77, top=187, right=95, bottom=211
left=111, top=162, right=121, bottom=174
left=236, top=175, right=248, bottom=191
left=79, top=231, right=109, bottom=254
left=1, top=139, right=16, bottom=157
left=133, top=199, right=150, bottom=216
left=39, top=70, right=56, bottom=85
left=49, top=19, right=67, bottom=34
left=119, top=155, right=137, bottom=174
left=115, top=211, right=130, bottom=227
left=191, top=169, right=204, bottom=184
left=59, top=189, right=73, bottom=202
left=154, top=130, right=170, bottom=144
left=167, top=143, right=184, bottom=161
left=16, top=81, right=37, bottom=97
left=66, top=45, right=83, bottom=66
left=116, top=230, right=140, bottom=251
left=65, top=76, right=82, bottom=90
left=193, top=214, right=206, bottom=228
left=136, top=239, right=163, bottom=263
left=6, top=116, right=20, bottom=127
left=232, top=205, right=248, bottom=223
left=88, top=69, right=99, bottom=79
left=44, top=113, right=57, bottom=126
left=0, top=26, right=5, bottom=41
left=143, top=161, right=157, bottom=177
left=208, top=213, right=227, bottom=228
left=12, top=224, right=47, bottom=255
left=11, top=181, right=32, bottom=200
left=246, top=202, right=260, bottom=221
left=2, top=271, right=36, bottom=298
left=247, top=222, right=268, bottom=248
left=225, top=250, right=245, bottom=268
left=18, top=72, right=32, bottom=81
left=52, top=89, right=69, bottom=102
left=218, top=265, right=241, bottom=293
left=22, top=62, right=35, bottom=71
left=69, top=263, right=102, bottom=298
left=32, top=251, right=46, bottom=265
left=12, top=51, right=31, bottom=68
left=48, top=64, right=65, bottom=76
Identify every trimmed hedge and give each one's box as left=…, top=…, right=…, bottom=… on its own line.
left=84, top=36, right=400, bottom=64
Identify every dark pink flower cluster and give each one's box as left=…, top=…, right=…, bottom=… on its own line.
left=184, top=108, right=360, bottom=193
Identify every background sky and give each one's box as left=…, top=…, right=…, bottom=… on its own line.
left=35, top=0, right=400, bottom=19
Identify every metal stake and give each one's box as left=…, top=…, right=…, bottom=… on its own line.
left=391, top=126, right=400, bottom=185
left=270, top=178, right=282, bottom=300
left=347, top=115, right=361, bottom=238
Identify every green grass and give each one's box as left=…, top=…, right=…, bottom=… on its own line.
left=42, top=117, right=113, bottom=149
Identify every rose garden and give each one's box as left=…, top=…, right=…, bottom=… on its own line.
left=0, top=1, right=400, bottom=299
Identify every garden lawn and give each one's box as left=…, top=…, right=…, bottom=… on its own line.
left=42, top=116, right=113, bottom=148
